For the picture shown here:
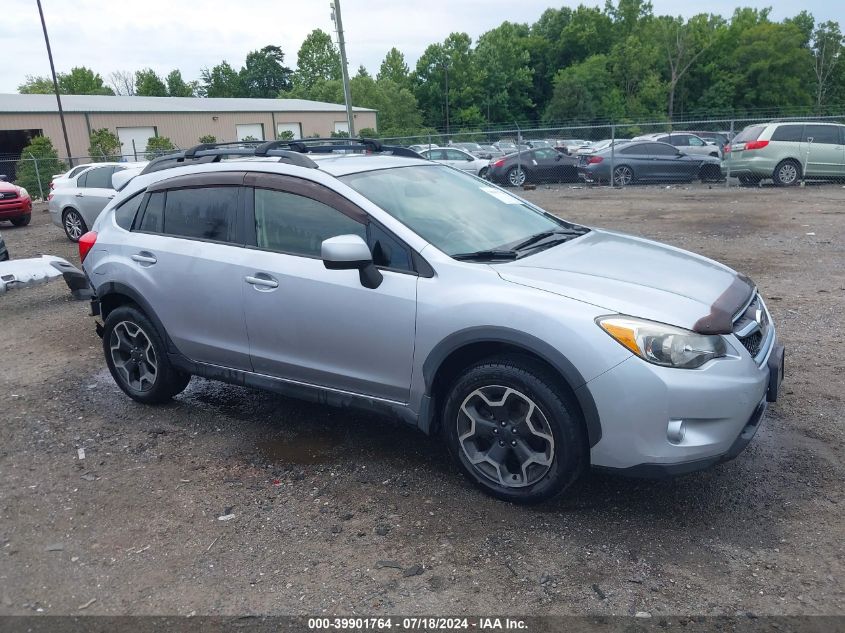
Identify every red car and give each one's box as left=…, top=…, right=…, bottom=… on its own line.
left=0, top=180, right=32, bottom=227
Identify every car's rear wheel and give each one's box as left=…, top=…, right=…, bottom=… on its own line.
left=507, top=167, right=526, bottom=187
left=442, top=356, right=587, bottom=504
left=10, top=215, right=31, bottom=227
left=612, top=165, right=634, bottom=186
left=479, top=166, right=489, bottom=180
left=103, top=305, right=191, bottom=404
left=62, top=208, right=87, bottom=242
left=773, top=159, right=801, bottom=187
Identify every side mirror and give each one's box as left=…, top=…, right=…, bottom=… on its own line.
left=321, top=234, right=383, bottom=289
left=554, top=153, right=562, bottom=161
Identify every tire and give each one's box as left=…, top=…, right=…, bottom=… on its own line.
left=506, top=166, right=526, bottom=187
left=62, top=208, right=87, bottom=242
left=612, top=164, right=634, bottom=186
left=772, top=159, right=801, bottom=187
left=442, top=355, right=587, bottom=504
left=478, top=166, right=489, bottom=180
left=102, top=305, right=191, bottom=404
left=10, top=214, right=31, bottom=227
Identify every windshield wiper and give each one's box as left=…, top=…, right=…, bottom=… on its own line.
left=510, top=228, right=584, bottom=252
left=452, top=249, right=518, bottom=261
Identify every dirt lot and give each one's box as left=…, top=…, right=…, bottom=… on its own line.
left=1, top=185, right=843, bottom=617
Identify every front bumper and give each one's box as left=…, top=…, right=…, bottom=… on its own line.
left=586, top=334, right=784, bottom=476
left=0, top=198, right=32, bottom=219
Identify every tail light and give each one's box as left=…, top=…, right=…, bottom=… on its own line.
left=724, top=145, right=731, bottom=153
left=492, top=159, right=505, bottom=168
left=49, top=181, right=54, bottom=190
left=78, top=231, right=98, bottom=262
left=587, top=156, right=603, bottom=164
left=745, top=140, right=769, bottom=151
left=47, top=193, right=54, bottom=201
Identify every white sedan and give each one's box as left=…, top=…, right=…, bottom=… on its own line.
left=419, top=147, right=490, bottom=179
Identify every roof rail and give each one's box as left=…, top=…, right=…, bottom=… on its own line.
left=138, top=137, right=419, bottom=177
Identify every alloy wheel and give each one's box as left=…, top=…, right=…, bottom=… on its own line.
left=109, top=321, right=158, bottom=392
left=64, top=211, right=84, bottom=240
left=508, top=168, right=526, bottom=186
left=457, top=385, right=555, bottom=488
left=777, top=162, right=798, bottom=185
left=613, top=166, right=633, bottom=186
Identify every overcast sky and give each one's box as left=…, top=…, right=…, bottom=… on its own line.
left=2, top=0, right=839, bottom=94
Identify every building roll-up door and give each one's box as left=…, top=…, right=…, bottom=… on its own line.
left=276, top=123, right=302, bottom=140
left=117, top=127, right=156, bottom=160
left=236, top=123, right=264, bottom=141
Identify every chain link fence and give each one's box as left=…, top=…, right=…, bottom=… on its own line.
left=379, top=114, right=845, bottom=189
left=3, top=114, right=844, bottom=199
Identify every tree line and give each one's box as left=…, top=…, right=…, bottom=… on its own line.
left=17, top=1, right=845, bottom=138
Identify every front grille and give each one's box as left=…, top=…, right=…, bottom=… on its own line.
left=0, top=192, right=18, bottom=200
left=732, top=293, right=772, bottom=363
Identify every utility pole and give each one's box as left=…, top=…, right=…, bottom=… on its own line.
left=330, top=0, right=355, bottom=137
left=36, top=0, right=73, bottom=166
left=442, top=62, right=450, bottom=135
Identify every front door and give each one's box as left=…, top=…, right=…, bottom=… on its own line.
left=240, top=177, right=417, bottom=403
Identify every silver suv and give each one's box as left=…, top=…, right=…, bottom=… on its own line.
left=80, top=139, right=784, bottom=503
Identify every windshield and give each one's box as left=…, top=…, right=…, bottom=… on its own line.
left=340, top=165, right=573, bottom=256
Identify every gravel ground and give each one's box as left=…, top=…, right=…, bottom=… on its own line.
left=0, top=186, right=843, bottom=617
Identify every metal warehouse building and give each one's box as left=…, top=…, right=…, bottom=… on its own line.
left=0, top=93, right=378, bottom=163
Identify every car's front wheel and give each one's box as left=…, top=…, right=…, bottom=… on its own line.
left=10, top=215, right=31, bottom=227
left=62, top=208, right=87, bottom=242
left=442, top=356, right=587, bottom=504
left=103, top=305, right=191, bottom=404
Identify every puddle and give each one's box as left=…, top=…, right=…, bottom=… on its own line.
left=255, top=431, right=343, bottom=465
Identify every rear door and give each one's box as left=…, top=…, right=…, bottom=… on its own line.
left=239, top=173, right=418, bottom=402
left=445, top=148, right=476, bottom=172
left=122, top=172, right=253, bottom=370
left=75, top=166, right=117, bottom=227
left=802, top=124, right=844, bottom=178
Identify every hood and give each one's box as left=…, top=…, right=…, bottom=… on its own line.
left=494, top=229, right=754, bottom=334
left=0, top=181, right=19, bottom=193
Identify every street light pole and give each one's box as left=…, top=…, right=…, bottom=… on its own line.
left=330, top=0, right=355, bottom=137
left=442, top=62, right=450, bottom=135
left=36, top=0, right=73, bottom=167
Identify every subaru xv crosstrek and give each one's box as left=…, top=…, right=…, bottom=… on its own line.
left=80, top=140, right=784, bottom=503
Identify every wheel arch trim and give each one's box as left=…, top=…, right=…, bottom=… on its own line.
left=420, top=326, right=602, bottom=447
left=95, top=281, right=178, bottom=354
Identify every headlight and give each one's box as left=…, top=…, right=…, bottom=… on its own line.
left=18, top=187, right=29, bottom=198
left=597, top=315, right=727, bottom=369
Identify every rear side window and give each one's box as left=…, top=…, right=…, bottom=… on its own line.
left=253, top=188, right=365, bottom=257
left=114, top=192, right=144, bottom=230
left=83, top=166, right=115, bottom=189
left=619, top=144, right=647, bottom=155
left=770, top=125, right=804, bottom=142
left=733, top=125, right=765, bottom=144
left=804, top=125, right=840, bottom=144
left=138, top=192, right=164, bottom=232
left=665, top=135, right=687, bottom=146
left=162, top=187, right=239, bottom=242
left=648, top=143, right=678, bottom=156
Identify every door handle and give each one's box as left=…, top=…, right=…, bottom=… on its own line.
left=131, top=252, right=157, bottom=265
left=245, top=274, right=279, bottom=289
left=75, top=193, right=84, bottom=197
left=108, top=194, right=115, bottom=199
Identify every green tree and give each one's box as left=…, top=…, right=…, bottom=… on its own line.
left=377, top=48, right=410, bottom=88
left=811, top=21, right=844, bottom=111
left=135, top=68, right=168, bottom=97
left=201, top=61, right=244, bottom=97
left=18, top=75, right=55, bottom=94
left=198, top=134, right=217, bottom=143
left=166, top=70, right=196, bottom=97
left=293, top=29, right=341, bottom=91
left=241, top=45, right=293, bottom=98
left=277, top=130, right=295, bottom=140
left=145, top=136, right=176, bottom=158
left=58, top=67, right=114, bottom=95
left=15, top=136, right=65, bottom=198
left=88, top=128, right=121, bottom=161
left=474, top=22, right=534, bottom=123
left=544, top=55, right=625, bottom=123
